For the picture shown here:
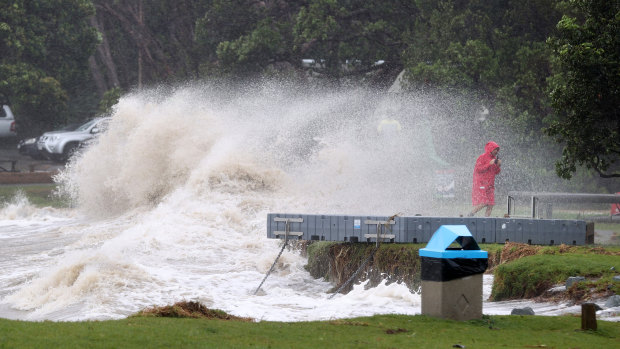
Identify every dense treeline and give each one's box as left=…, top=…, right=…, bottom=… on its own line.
left=0, top=0, right=618, bottom=181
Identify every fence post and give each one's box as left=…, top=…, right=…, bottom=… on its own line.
left=581, top=303, right=597, bottom=331
left=530, top=196, right=539, bottom=219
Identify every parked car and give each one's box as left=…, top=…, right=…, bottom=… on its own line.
left=0, top=104, right=17, bottom=138
left=37, top=117, right=110, bottom=162
left=18, top=123, right=81, bottom=160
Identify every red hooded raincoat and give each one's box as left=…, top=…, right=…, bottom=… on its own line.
left=472, top=141, right=501, bottom=205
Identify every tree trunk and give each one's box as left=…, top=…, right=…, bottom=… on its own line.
left=88, top=56, right=107, bottom=97
left=96, top=0, right=171, bottom=85
left=88, top=15, right=120, bottom=95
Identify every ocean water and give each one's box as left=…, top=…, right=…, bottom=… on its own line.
left=0, top=83, right=617, bottom=322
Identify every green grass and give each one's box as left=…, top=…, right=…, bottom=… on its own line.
left=0, top=184, right=69, bottom=208
left=1, top=314, right=619, bottom=348
left=479, top=243, right=505, bottom=255
left=492, top=251, right=620, bottom=300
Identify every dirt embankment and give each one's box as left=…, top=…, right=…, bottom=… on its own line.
left=0, top=171, right=56, bottom=184
left=303, top=242, right=529, bottom=294
left=303, top=241, right=619, bottom=302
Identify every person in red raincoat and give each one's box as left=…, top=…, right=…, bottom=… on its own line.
left=468, top=141, right=501, bottom=217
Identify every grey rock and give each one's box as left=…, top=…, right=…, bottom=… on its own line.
left=566, top=276, right=586, bottom=288
left=547, top=285, right=566, bottom=293
left=511, top=307, right=535, bottom=316
left=605, top=295, right=620, bottom=308
left=613, top=275, right=620, bottom=282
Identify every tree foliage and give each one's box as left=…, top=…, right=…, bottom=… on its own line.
left=90, top=0, right=207, bottom=89
left=546, top=0, right=620, bottom=178
left=293, top=0, right=410, bottom=81
left=0, top=0, right=99, bottom=135
left=1, top=0, right=616, bottom=184
left=194, top=0, right=283, bottom=76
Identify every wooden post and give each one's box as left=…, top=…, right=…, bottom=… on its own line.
left=585, top=222, right=595, bottom=244
left=581, top=303, right=597, bottom=331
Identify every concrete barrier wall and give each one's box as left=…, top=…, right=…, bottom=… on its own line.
left=267, top=213, right=589, bottom=246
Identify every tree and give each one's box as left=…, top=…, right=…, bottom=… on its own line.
left=90, top=0, right=208, bottom=91
left=546, top=0, right=620, bottom=178
left=196, top=0, right=412, bottom=82
left=194, top=0, right=301, bottom=77
left=293, top=0, right=410, bottom=84
left=0, top=0, right=99, bottom=135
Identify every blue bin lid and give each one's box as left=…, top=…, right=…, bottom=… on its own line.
left=419, top=225, right=488, bottom=259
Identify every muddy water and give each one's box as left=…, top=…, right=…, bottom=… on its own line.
left=0, top=84, right=618, bottom=322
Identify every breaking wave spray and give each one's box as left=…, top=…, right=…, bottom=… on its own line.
left=1, top=80, right=512, bottom=321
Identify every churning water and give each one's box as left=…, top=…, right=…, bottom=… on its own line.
left=0, top=82, right=617, bottom=321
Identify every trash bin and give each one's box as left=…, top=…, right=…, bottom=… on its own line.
left=419, top=225, right=488, bottom=321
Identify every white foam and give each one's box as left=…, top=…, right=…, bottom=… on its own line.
left=1, top=83, right=616, bottom=322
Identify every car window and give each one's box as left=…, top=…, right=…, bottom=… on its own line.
left=60, top=123, right=80, bottom=131
left=75, top=119, right=98, bottom=132
left=0, top=106, right=6, bottom=118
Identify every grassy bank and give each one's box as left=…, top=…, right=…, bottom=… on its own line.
left=491, top=245, right=620, bottom=301
left=305, top=241, right=620, bottom=302
left=1, top=313, right=619, bottom=348
left=0, top=183, right=68, bottom=208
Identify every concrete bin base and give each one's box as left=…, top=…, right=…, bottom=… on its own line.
left=421, top=273, right=483, bottom=321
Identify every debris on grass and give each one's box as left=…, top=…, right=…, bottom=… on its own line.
left=385, top=328, right=409, bottom=334
left=328, top=320, right=369, bottom=326
left=135, top=301, right=253, bottom=321
left=499, top=242, right=541, bottom=265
